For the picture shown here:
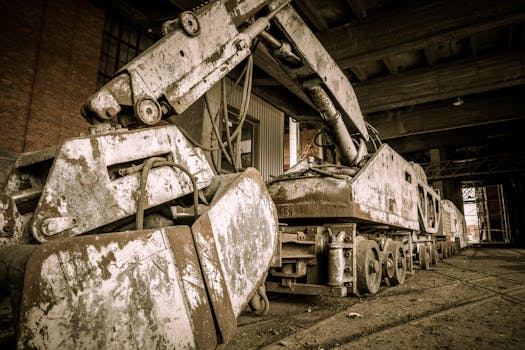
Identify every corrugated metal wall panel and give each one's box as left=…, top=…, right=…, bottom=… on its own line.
left=225, top=79, right=284, bottom=181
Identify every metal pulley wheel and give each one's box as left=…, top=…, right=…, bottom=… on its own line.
left=135, top=97, right=162, bottom=125
left=356, top=238, right=382, bottom=294
left=179, top=11, right=200, bottom=36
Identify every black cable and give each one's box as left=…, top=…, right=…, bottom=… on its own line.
left=135, top=158, right=199, bottom=230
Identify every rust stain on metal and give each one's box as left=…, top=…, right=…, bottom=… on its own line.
left=269, top=145, right=420, bottom=230
left=191, top=168, right=278, bottom=344
left=30, top=125, right=214, bottom=242
left=18, top=228, right=202, bottom=349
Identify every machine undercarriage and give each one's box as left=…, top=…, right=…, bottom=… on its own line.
left=266, top=145, right=451, bottom=297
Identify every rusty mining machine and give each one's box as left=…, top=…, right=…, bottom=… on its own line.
left=0, top=0, right=463, bottom=348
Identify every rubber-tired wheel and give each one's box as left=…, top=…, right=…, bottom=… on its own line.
left=389, top=242, right=407, bottom=285
left=356, top=239, right=382, bottom=294
left=420, top=245, right=430, bottom=270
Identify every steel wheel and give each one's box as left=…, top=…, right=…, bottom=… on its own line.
left=356, top=239, right=382, bottom=294
left=390, top=242, right=407, bottom=285
left=442, top=243, right=448, bottom=259
left=431, top=245, right=439, bottom=266
left=420, top=245, right=430, bottom=270
left=383, top=240, right=396, bottom=286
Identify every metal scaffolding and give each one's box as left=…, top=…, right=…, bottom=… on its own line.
left=423, top=153, right=525, bottom=182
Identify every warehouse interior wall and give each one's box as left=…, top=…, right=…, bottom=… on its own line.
left=0, top=0, right=104, bottom=153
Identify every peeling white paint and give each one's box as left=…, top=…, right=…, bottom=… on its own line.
left=194, top=233, right=224, bottom=301
left=31, top=126, right=214, bottom=242
left=439, top=199, right=468, bottom=248
left=351, top=145, right=419, bottom=230
left=205, top=170, right=278, bottom=316
left=19, top=229, right=198, bottom=349
left=181, top=257, right=206, bottom=311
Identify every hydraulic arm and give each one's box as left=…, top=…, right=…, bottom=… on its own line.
left=82, top=0, right=368, bottom=164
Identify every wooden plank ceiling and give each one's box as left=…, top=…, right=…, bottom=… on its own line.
left=108, top=0, right=525, bottom=183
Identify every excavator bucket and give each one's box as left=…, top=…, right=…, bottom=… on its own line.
left=18, top=226, right=216, bottom=349
left=15, top=168, right=278, bottom=349
left=191, top=168, right=279, bottom=341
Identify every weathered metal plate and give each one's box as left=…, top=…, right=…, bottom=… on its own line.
left=18, top=226, right=215, bottom=349
left=118, top=1, right=251, bottom=115
left=269, top=145, right=419, bottom=230
left=269, top=175, right=351, bottom=208
left=31, top=125, right=214, bottom=242
left=270, top=1, right=368, bottom=139
left=416, top=179, right=441, bottom=235
left=83, top=0, right=270, bottom=122
left=192, top=167, right=278, bottom=343
left=225, top=0, right=268, bottom=26
left=439, top=199, right=468, bottom=248
left=349, top=144, right=419, bottom=230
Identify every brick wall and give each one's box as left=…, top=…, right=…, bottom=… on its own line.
left=0, top=0, right=105, bottom=153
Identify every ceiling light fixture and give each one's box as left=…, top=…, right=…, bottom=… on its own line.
left=453, top=97, right=464, bottom=106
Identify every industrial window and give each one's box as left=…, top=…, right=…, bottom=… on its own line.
left=97, top=13, right=155, bottom=88
left=220, top=109, right=259, bottom=173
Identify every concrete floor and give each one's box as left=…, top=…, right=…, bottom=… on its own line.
left=227, top=247, right=525, bottom=350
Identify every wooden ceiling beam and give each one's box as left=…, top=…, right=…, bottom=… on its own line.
left=316, top=1, right=525, bottom=69
left=253, top=77, right=281, bottom=86
left=508, top=24, right=515, bottom=48
left=470, top=34, right=480, bottom=57
left=382, top=57, right=398, bottom=74
left=346, top=0, right=367, bottom=19
left=251, top=86, right=317, bottom=119
left=355, top=52, right=525, bottom=113
left=423, top=45, right=436, bottom=66
left=293, top=0, right=328, bottom=32
left=386, top=119, right=525, bottom=155
left=252, top=45, right=315, bottom=109
left=351, top=65, right=368, bottom=81
left=367, top=88, right=525, bottom=140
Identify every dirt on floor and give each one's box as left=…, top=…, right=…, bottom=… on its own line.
left=226, top=247, right=525, bottom=350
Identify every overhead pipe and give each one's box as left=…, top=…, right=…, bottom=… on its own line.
left=306, top=85, right=360, bottom=166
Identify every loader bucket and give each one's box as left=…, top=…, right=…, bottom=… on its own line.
left=15, top=168, right=278, bottom=349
